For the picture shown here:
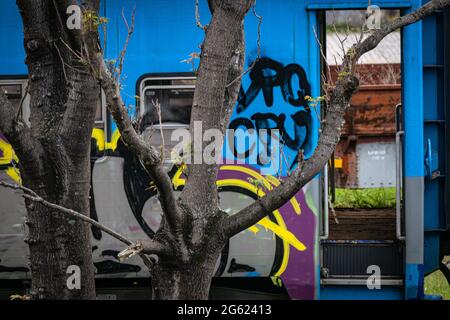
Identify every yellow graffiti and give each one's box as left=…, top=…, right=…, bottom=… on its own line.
left=172, top=165, right=186, bottom=190
left=258, top=218, right=306, bottom=251
left=107, top=129, right=121, bottom=151
left=271, top=276, right=283, bottom=287
left=248, top=225, right=259, bottom=234
left=0, top=139, right=19, bottom=166
left=91, top=128, right=121, bottom=152
left=221, top=165, right=301, bottom=215
left=1, top=130, right=308, bottom=277
left=91, top=128, right=106, bottom=151
left=0, top=139, right=21, bottom=183
left=172, top=165, right=307, bottom=277
left=5, top=167, right=21, bottom=184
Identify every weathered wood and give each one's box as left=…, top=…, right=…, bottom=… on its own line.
left=329, top=209, right=396, bottom=240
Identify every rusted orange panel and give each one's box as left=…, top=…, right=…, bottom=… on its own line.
left=342, top=85, right=401, bottom=136
left=330, top=64, right=401, bottom=85
left=334, top=139, right=358, bottom=187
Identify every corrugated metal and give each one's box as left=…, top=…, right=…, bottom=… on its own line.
left=327, top=32, right=401, bottom=65
left=322, top=242, right=404, bottom=277
left=445, top=8, right=450, bottom=235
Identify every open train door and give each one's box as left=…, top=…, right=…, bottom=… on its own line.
left=310, top=0, right=450, bottom=300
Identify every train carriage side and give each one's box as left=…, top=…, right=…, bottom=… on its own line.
left=0, top=0, right=448, bottom=300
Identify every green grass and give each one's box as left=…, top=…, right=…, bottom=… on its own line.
left=334, top=187, right=396, bottom=209
left=425, top=257, right=450, bottom=300
left=425, top=260, right=450, bottom=300
left=334, top=189, right=449, bottom=299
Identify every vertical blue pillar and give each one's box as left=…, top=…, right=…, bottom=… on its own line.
left=402, top=0, right=425, bottom=300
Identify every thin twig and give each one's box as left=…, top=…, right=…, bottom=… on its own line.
left=60, top=37, right=85, bottom=61
left=152, top=99, right=165, bottom=162
left=252, top=3, right=262, bottom=59
left=53, top=42, right=69, bottom=83
left=0, top=180, right=154, bottom=270
left=14, top=83, right=29, bottom=122
left=195, top=0, right=207, bottom=31
left=329, top=196, right=339, bottom=224
left=52, top=0, right=66, bottom=32
left=102, top=11, right=108, bottom=55
left=226, top=2, right=262, bottom=88
left=116, top=6, right=136, bottom=84
left=313, top=26, right=333, bottom=88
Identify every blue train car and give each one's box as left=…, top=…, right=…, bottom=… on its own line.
left=0, top=0, right=448, bottom=299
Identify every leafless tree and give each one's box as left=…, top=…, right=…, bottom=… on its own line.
left=1, top=0, right=449, bottom=300
left=0, top=0, right=104, bottom=299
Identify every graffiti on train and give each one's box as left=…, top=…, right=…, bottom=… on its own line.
left=0, top=133, right=316, bottom=281
left=228, top=57, right=315, bottom=171
left=0, top=57, right=318, bottom=298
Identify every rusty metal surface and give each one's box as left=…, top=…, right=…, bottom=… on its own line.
left=342, top=85, right=401, bottom=137
left=333, top=82, right=401, bottom=188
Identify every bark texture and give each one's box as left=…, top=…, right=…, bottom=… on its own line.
left=62, top=0, right=450, bottom=300
left=223, top=0, right=450, bottom=237
left=82, top=0, right=253, bottom=299
left=0, top=0, right=101, bottom=299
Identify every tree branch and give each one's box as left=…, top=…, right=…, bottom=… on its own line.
left=195, top=0, right=207, bottom=31
left=64, top=6, right=183, bottom=234
left=0, top=180, right=160, bottom=269
left=223, top=0, right=450, bottom=238
left=180, top=0, right=254, bottom=216
left=0, top=88, right=43, bottom=181
left=94, top=57, right=183, bottom=233
left=226, top=2, right=262, bottom=88
left=342, top=0, right=450, bottom=72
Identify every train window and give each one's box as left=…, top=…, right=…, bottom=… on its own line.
left=0, top=80, right=30, bottom=125
left=138, top=76, right=195, bottom=164
left=94, top=90, right=106, bottom=129
left=139, top=76, right=196, bottom=127
left=0, top=84, right=22, bottom=101
left=0, top=81, right=103, bottom=129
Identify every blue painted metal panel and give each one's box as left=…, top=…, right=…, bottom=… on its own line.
left=229, top=0, right=318, bottom=174
left=402, top=0, right=425, bottom=300
left=306, top=0, right=412, bottom=9
left=424, top=232, right=440, bottom=274
left=320, top=285, right=404, bottom=300
left=421, top=0, right=445, bottom=277
left=403, top=11, right=424, bottom=178
left=0, top=0, right=445, bottom=301
left=405, top=263, right=425, bottom=299
left=0, top=1, right=26, bottom=75
left=104, top=0, right=205, bottom=109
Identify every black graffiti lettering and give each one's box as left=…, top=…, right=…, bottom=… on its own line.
left=282, top=63, right=311, bottom=107
left=230, top=57, right=313, bottom=170
left=252, top=110, right=311, bottom=148
left=87, top=57, right=314, bottom=243
left=237, top=57, right=311, bottom=113
left=228, top=117, right=256, bottom=159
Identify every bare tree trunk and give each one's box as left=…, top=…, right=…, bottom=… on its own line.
left=80, top=0, right=253, bottom=300
left=4, top=0, right=100, bottom=299
left=151, top=252, right=220, bottom=300
left=71, top=0, right=450, bottom=300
